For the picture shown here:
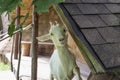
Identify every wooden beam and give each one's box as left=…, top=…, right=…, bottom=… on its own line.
left=0, top=24, right=32, bottom=41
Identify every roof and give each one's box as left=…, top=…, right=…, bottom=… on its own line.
left=60, top=0, right=120, bottom=70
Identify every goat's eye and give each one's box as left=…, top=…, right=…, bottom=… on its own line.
left=51, top=33, right=53, bottom=35
left=63, top=29, right=66, bottom=32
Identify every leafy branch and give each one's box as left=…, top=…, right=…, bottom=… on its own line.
left=8, top=12, right=29, bottom=36
left=0, top=0, right=64, bottom=36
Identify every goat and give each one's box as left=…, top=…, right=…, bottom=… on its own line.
left=36, top=22, right=82, bottom=80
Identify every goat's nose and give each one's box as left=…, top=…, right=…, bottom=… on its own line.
left=59, top=38, right=64, bottom=41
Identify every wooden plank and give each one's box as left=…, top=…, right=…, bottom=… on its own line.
left=21, top=41, right=54, bottom=45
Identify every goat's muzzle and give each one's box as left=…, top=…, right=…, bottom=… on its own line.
left=59, top=38, right=65, bottom=45
left=59, top=38, right=64, bottom=42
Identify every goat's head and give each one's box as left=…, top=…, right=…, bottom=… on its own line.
left=36, top=22, right=67, bottom=46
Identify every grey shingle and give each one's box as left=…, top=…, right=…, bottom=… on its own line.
left=93, top=43, right=120, bottom=68
left=116, top=14, right=120, bottom=18
left=65, top=0, right=82, bottom=3
left=100, top=15, right=120, bottom=26
left=64, top=0, right=72, bottom=3
left=116, top=14, right=120, bottom=20
left=62, top=0, right=120, bottom=69
left=108, top=0, right=120, bottom=3
left=64, top=4, right=82, bottom=15
left=81, top=29, right=106, bottom=44
left=77, top=4, right=110, bottom=14
left=73, top=15, right=93, bottom=28
left=94, top=4, right=110, bottom=14
left=85, top=15, right=107, bottom=27
left=96, top=0, right=109, bottom=3
left=105, top=4, right=120, bottom=13
left=81, top=0, right=98, bottom=3
left=81, top=0, right=109, bottom=3
left=77, top=4, right=98, bottom=14
left=98, top=27, right=120, bottom=43
left=73, top=15, right=107, bottom=28
left=65, top=0, right=120, bottom=3
left=72, top=0, right=82, bottom=3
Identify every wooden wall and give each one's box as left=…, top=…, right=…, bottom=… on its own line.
left=10, top=0, right=85, bottom=63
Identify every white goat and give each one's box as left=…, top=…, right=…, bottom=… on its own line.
left=36, top=22, right=82, bottom=80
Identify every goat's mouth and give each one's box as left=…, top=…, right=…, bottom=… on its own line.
left=58, top=38, right=66, bottom=45
left=59, top=40, right=66, bottom=45
left=60, top=41, right=64, bottom=44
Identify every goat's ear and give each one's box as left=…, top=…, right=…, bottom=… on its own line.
left=36, top=34, right=50, bottom=41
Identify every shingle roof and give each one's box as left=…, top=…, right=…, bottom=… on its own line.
left=60, top=0, right=120, bottom=70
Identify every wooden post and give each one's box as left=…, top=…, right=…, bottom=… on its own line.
left=13, top=6, right=22, bottom=80
left=14, top=6, right=20, bottom=59
left=31, top=5, right=38, bottom=80
left=16, top=31, right=22, bottom=80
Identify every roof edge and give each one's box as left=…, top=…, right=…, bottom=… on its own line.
left=53, top=4, right=105, bottom=73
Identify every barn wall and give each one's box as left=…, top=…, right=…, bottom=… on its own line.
left=67, top=33, right=85, bottom=63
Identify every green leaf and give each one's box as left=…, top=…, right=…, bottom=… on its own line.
left=13, top=15, right=25, bottom=24
left=8, top=22, right=15, bottom=37
left=21, top=12, right=29, bottom=25
left=33, top=0, right=64, bottom=13
left=8, top=12, right=29, bottom=36
left=18, top=2, right=25, bottom=7
left=18, top=12, right=29, bottom=31
left=8, top=15, right=25, bottom=36
left=0, top=0, right=21, bottom=15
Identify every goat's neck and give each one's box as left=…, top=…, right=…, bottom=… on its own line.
left=55, top=44, right=71, bottom=57
left=55, top=44, right=75, bottom=66
left=55, top=44, right=68, bottom=51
